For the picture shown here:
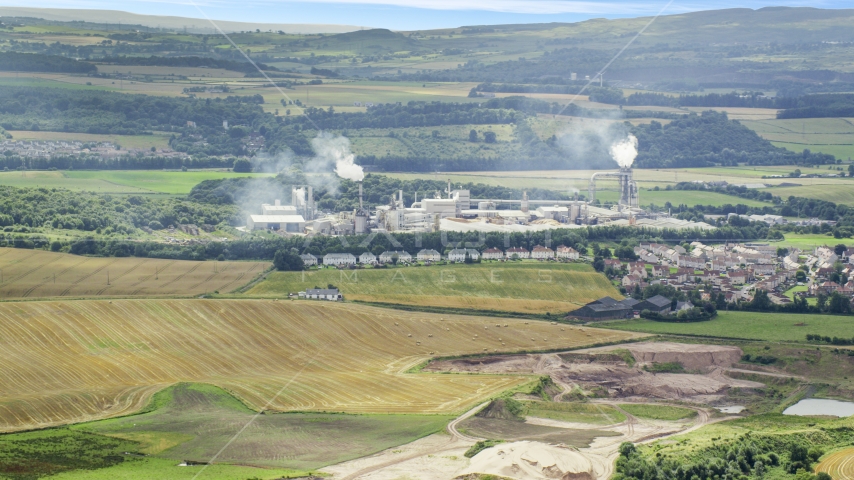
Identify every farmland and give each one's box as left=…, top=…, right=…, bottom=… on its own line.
left=0, top=299, right=639, bottom=432
left=6, top=130, right=173, bottom=150
left=0, top=170, right=273, bottom=195
left=54, top=383, right=451, bottom=474
left=741, top=118, right=854, bottom=161
left=606, top=311, right=854, bottom=342
left=0, top=248, right=270, bottom=298
left=246, top=262, right=621, bottom=314
left=816, top=447, right=854, bottom=480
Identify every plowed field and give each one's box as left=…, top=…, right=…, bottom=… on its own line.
left=816, top=447, right=854, bottom=480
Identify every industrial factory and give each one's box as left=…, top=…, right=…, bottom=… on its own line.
left=246, top=166, right=711, bottom=236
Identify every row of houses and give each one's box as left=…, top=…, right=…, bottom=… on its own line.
left=301, top=245, right=581, bottom=266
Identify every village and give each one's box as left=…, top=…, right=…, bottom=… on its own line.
left=298, top=241, right=854, bottom=314
left=0, top=139, right=188, bottom=161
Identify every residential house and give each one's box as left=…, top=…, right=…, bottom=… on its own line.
left=323, top=253, right=357, bottom=266
left=359, top=252, right=377, bottom=265
left=299, top=253, right=318, bottom=266
left=416, top=249, right=442, bottom=262
left=727, top=271, right=747, bottom=284
left=379, top=251, right=412, bottom=263
left=556, top=245, right=579, bottom=260
left=505, top=247, right=530, bottom=259
left=531, top=245, right=555, bottom=260
left=448, top=248, right=480, bottom=262
left=752, top=264, right=776, bottom=276
left=482, top=247, right=504, bottom=260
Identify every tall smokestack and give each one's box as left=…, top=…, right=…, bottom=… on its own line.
left=307, top=185, right=313, bottom=220
left=359, top=181, right=363, bottom=209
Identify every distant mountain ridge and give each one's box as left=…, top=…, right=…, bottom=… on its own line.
left=0, top=7, right=367, bottom=34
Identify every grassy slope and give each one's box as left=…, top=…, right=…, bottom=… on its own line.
left=72, top=383, right=452, bottom=472
left=618, top=404, right=697, bottom=421
left=606, top=311, right=854, bottom=342
left=246, top=262, right=620, bottom=314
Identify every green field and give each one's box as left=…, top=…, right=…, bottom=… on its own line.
left=246, top=262, right=620, bottom=314
left=0, top=382, right=453, bottom=479
left=607, top=311, right=854, bottom=342
left=764, top=183, right=854, bottom=205
left=780, top=233, right=838, bottom=251
left=0, top=170, right=273, bottom=195
left=618, top=404, right=697, bottom=421
left=7, top=130, right=173, bottom=150
left=742, top=118, right=854, bottom=160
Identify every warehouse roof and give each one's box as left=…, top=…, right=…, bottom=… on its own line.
left=249, top=215, right=306, bottom=223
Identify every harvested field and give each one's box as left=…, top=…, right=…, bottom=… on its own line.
left=248, top=263, right=619, bottom=314
left=816, top=447, right=854, bottom=480
left=0, top=299, right=637, bottom=432
left=0, top=248, right=269, bottom=298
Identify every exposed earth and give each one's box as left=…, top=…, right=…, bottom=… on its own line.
left=324, top=342, right=751, bottom=479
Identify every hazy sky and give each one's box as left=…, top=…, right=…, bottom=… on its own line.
left=13, top=0, right=848, bottom=30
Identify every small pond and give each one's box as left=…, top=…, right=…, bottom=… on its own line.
left=783, top=398, right=854, bottom=417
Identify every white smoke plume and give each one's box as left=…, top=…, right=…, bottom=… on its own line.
left=310, top=132, right=364, bottom=182
left=609, top=134, right=638, bottom=168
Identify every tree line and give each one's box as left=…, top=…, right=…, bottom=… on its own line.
left=97, top=55, right=277, bottom=74
left=0, top=51, right=98, bottom=74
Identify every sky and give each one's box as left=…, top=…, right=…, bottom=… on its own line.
left=11, top=0, right=850, bottom=30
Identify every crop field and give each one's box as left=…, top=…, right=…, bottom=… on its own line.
left=7, top=130, right=173, bottom=150
left=742, top=118, right=854, bottom=160
left=347, top=124, right=517, bottom=160
left=246, top=262, right=620, bottom=314
left=764, top=183, right=854, bottom=205
left=0, top=299, right=639, bottom=432
left=816, top=447, right=854, bottom=480
left=0, top=170, right=272, bottom=195
left=0, top=249, right=269, bottom=298
left=607, top=311, right=854, bottom=342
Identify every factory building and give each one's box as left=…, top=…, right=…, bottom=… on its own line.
left=247, top=214, right=305, bottom=232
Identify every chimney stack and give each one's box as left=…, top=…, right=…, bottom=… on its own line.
left=358, top=182, right=363, bottom=209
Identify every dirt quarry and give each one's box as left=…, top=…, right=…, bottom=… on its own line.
left=459, top=441, right=595, bottom=480
left=577, top=342, right=744, bottom=371
left=425, top=341, right=762, bottom=405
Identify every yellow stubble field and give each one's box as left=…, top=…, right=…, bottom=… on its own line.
left=0, top=249, right=269, bottom=298
left=0, top=299, right=641, bottom=432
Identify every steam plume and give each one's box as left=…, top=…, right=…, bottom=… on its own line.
left=610, top=134, right=638, bottom=168
left=311, top=132, right=364, bottom=182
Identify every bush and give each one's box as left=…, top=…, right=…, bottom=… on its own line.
left=464, top=440, right=504, bottom=458
left=273, top=250, right=304, bottom=271
left=232, top=158, right=252, bottom=173
left=148, top=220, right=164, bottom=230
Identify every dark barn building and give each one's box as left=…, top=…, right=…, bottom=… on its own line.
left=569, top=297, right=640, bottom=321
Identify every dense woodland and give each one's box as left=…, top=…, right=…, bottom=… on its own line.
left=633, top=112, right=834, bottom=168
left=0, top=186, right=239, bottom=234
left=0, top=51, right=97, bottom=74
